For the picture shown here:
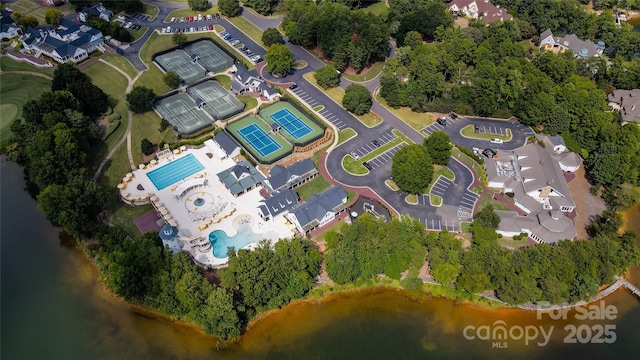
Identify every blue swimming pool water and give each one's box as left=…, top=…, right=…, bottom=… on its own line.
left=146, top=153, right=204, bottom=190
left=209, top=224, right=264, bottom=258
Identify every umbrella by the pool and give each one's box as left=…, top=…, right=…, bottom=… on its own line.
left=158, top=224, right=178, bottom=241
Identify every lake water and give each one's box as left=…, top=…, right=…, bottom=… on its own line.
left=2, top=156, right=639, bottom=359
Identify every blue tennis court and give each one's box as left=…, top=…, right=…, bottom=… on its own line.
left=269, top=108, right=313, bottom=139
left=147, top=153, right=204, bottom=190
left=237, top=123, right=282, bottom=157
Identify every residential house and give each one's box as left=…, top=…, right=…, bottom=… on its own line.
left=448, top=0, right=513, bottom=24
left=484, top=134, right=582, bottom=244
left=539, top=29, right=605, bottom=58
left=79, top=3, right=113, bottom=22
left=20, top=18, right=104, bottom=64
left=286, top=186, right=348, bottom=234
left=230, top=63, right=281, bottom=100
left=608, top=89, right=640, bottom=124
left=264, top=158, right=318, bottom=192
left=0, top=10, right=21, bottom=39
left=258, top=189, right=299, bottom=221
left=216, top=161, right=266, bottom=197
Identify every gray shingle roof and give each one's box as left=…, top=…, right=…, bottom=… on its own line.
left=608, top=89, right=640, bottom=124
left=266, top=158, right=317, bottom=191
left=216, top=160, right=265, bottom=196
left=261, top=189, right=299, bottom=218
left=289, top=186, right=347, bottom=232
left=214, top=131, right=240, bottom=155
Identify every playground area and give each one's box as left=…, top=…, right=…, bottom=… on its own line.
left=187, top=80, right=244, bottom=120
left=226, top=116, right=293, bottom=164
left=154, top=93, right=212, bottom=135
left=184, top=40, right=233, bottom=73
left=154, top=50, right=206, bottom=85
left=260, top=102, right=324, bottom=145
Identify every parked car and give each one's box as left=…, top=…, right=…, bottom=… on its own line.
left=161, top=28, right=166, bottom=33
left=230, top=39, right=240, bottom=46
left=483, top=148, right=497, bottom=158
left=206, top=14, right=212, bottom=20
left=437, top=117, right=447, bottom=126
left=350, top=151, right=360, bottom=160
left=289, top=83, right=298, bottom=90
left=215, top=13, right=220, bottom=19
left=490, top=138, right=504, bottom=144
left=449, top=112, right=458, bottom=119
left=117, top=15, right=126, bottom=21
left=170, top=17, right=176, bottom=22
left=189, top=16, right=193, bottom=22
left=197, top=14, right=202, bottom=21
left=166, top=26, right=171, bottom=33
left=363, top=162, right=373, bottom=170
left=372, top=140, right=381, bottom=147
left=180, top=17, right=185, bottom=23
left=190, top=27, right=195, bottom=32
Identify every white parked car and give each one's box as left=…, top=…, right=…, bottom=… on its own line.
left=190, top=27, right=195, bottom=32
left=171, top=17, right=176, bottom=22
left=166, top=26, right=171, bottom=32
left=161, top=28, right=166, bottom=33
left=117, top=15, right=125, bottom=21
left=197, top=14, right=203, bottom=21
left=490, top=138, right=504, bottom=144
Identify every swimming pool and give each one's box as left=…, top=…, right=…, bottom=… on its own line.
left=209, top=224, right=264, bottom=258
left=146, top=153, right=204, bottom=190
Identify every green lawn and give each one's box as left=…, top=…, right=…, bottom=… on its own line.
left=476, top=192, right=512, bottom=212
left=0, top=74, right=51, bottom=143
left=164, top=6, right=219, bottom=22
left=215, top=74, right=231, bottom=88
left=214, top=25, right=225, bottom=33
left=406, top=194, right=418, bottom=204
left=312, top=219, right=345, bottom=243
left=313, top=105, right=324, bottom=111
left=341, top=61, right=385, bottom=82
left=226, top=15, right=265, bottom=48
left=304, top=72, right=381, bottom=127
left=460, top=125, right=512, bottom=141
left=293, top=60, right=308, bottom=69
left=376, top=94, right=433, bottom=132
left=101, top=54, right=138, bottom=79
left=337, top=128, right=356, bottom=145
left=0, top=57, right=54, bottom=77
left=128, top=26, right=149, bottom=42
left=430, top=195, right=442, bottom=206
left=363, top=1, right=389, bottom=16
left=8, top=0, right=75, bottom=24
left=296, top=176, right=332, bottom=200
left=130, top=111, right=177, bottom=165
left=141, top=3, right=159, bottom=20
left=109, top=202, right=156, bottom=239
left=433, top=164, right=455, bottom=181
left=238, top=95, right=258, bottom=111
left=498, top=236, right=528, bottom=248
left=385, top=179, right=399, bottom=191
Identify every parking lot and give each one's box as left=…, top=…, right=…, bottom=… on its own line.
left=430, top=177, right=453, bottom=198
left=364, top=142, right=407, bottom=169
left=350, top=130, right=397, bottom=158
left=289, top=87, right=348, bottom=130
left=131, top=13, right=150, bottom=21
left=414, top=215, right=461, bottom=232
left=422, top=113, right=463, bottom=136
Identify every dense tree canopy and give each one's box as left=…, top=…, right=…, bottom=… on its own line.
left=218, top=0, right=241, bottom=17
left=391, top=144, right=434, bottom=194
left=163, top=71, right=181, bottom=88
left=265, top=43, right=294, bottom=75
left=244, top=0, right=281, bottom=15
left=314, top=66, right=341, bottom=89
left=52, top=64, right=109, bottom=117
left=188, top=0, right=210, bottom=11
left=261, top=27, right=284, bottom=47
left=342, top=84, right=372, bottom=115
left=424, top=130, right=452, bottom=165
left=45, top=9, right=63, bottom=25
left=172, top=32, right=187, bottom=45
left=126, top=86, right=156, bottom=113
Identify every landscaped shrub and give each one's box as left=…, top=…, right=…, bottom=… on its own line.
left=457, top=145, right=483, bottom=164
left=141, top=138, right=155, bottom=155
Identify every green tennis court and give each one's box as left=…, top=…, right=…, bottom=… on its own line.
left=184, top=40, right=233, bottom=73
left=154, top=93, right=212, bottom=135
left=260, top=102, right=324, bottom=145
left=155, top=50, right=206, bottom=85
left=227, top=116, right=292, bottom=164
left=187, top=80, right=244, bottom=120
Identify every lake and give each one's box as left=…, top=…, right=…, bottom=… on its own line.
left=1, top=157, right=639, bottom=359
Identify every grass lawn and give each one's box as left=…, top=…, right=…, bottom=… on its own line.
left=460, top=221, right=473, bottom=233
left=304, top=72, right=381, bottom=127
left=226, top=15, right=265, bottom=48
left=476, top=193, right=512, bottom=212
left=341, top=61, right=385, bottom=82
left=385, top=179, right=399, bottom=191
left=293, top=60, right=307, bottom=69
left=498, top=236, right=528, bottom=248
left=109, top=202, right=155, bottom=239
left=101, top=54, right=138, bottom=79
left=337, top=128, right=356, bottom=145
left=460, top=125, right=512, bottom=141
left=430, top=195, right=442, bottom=206
left=129, top=26, right=149, bottom=42
left=130, top=111, right=177, bottom=165
left=238, top=95, right=258, bottom=111
left=406, top=194, right=418, bottom=204
left=312, top=219, right=345, bottom=243
left=296, top=176, right=332, bottom=200
left=141, top=3, right=159, bottom=20
left=0, top=57, right=54, bottom=77
left=313, top=105, right=324, bottom=111
left=433, top=164, right=455, bottom=181
left=9, top=0, right=75, bottom=24
left=363, top=1, right=389, bottom=16
left=214, top=24, right=225, bottom=33
left=376, top=94, right=433, bottom=132
left=164, top=6, right=219, bottom=22
left=0, top=74, right=51, bottom=143
left=215, top=74, right=231, bottom=88
left=311, top=143, right=331, bottom=167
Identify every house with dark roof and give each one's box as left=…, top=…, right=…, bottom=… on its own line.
left=0, top=10, right=21, bottom=39
left=484, top=134, right=582, bottom=244
left=216, top=160, right=266, bottom=197
left=79, top=3, right=113, bottom=22
left=213, top=131, right=241, bottom=158
left=19, top=19, right=104, bottom=63
left=286, top=186, right=348, bottom=234
left=258, top=189, right=299, bottom=221
left=230, top=63, right=281, bottom=100
left=448, top=0, right=513, bottom=24
left=608, top=89, right=640, bottom=124
left=265, top=158, right=318, bottom=192
left=539, top=29, right=604, bottom=58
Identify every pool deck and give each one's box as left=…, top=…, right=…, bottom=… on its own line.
left=118, top=147, right=295, bottom=267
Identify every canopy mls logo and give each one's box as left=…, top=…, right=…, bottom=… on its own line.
left=463, top=301, right=618, bottom=348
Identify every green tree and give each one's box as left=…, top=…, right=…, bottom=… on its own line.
left=18, top=14, right=39, bottom=28
left=172, top=32, right=187, bottom=45
left=261, top=27, right=283, bottom=47
left=314, top=65, right=340, bottom=89
left=391, top=144, right=434, bottom=194
left=473, top=205, right=501, bottom=229
left=52, top=64, right=109, bottom=118
left=201, top=288, right=242, bottom=340
left=163, top=71, right=181, bottom=88
left=141, top=138, right=155, bottom=155
left=404, top=30, right=423, bottom=48
left=424, top=130, right=452, bottom=165
left=265, top=43, right=294, bottom=76
left=188, top=0, right=210, bottom=11
left=218, top=0, right=241, bottom=17
left=342, top=84, right=372, bottom=115
left=45, top=9, right=63, bottom=25
left=610, top=183, right=640, bottom=210
left=126, top=86, right=155, bottom=113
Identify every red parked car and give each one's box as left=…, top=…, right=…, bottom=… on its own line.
left=189, top=16, right=193, bottom=22
left=208, top=24, right=213, bottom=31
